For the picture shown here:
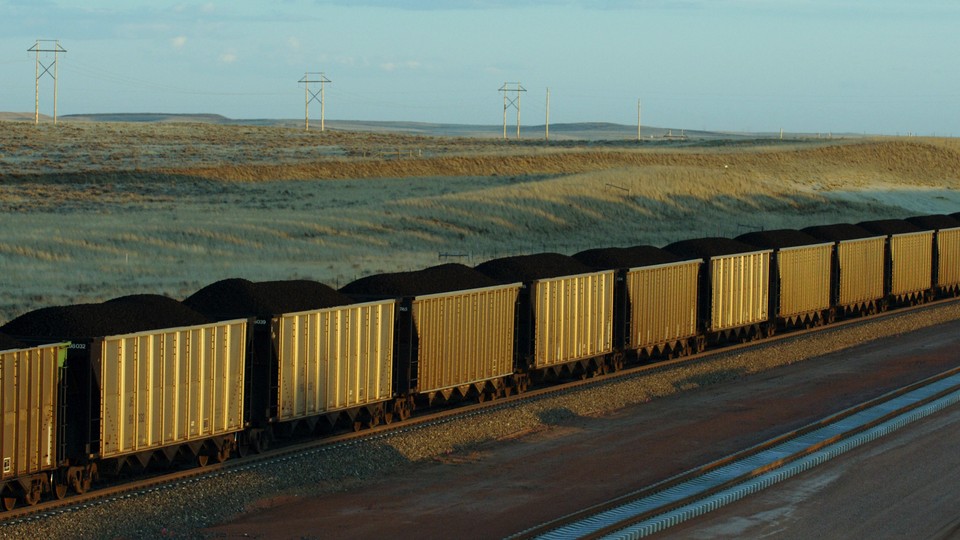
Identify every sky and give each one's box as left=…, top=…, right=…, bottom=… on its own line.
left=1, top=1, right=958, bottom=135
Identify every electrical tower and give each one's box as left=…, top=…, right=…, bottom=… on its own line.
left=28, top=39, right=66, bottom=125
left=299, top=72, right=330, bottom=131
left=499, top=82, right=526, bottom=140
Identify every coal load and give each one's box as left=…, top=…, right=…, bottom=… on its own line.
left=664, top=237, right=763, bottom=260
left=857, top=219, right=923, bottom=236
left=0, top=333, right=26, bottom=351
left=0, top=294, right=212, bottom=339
left=475, top=253, right=596, bottom=283
left=184, top=278, right=353, bottom=319
left=802, top=223, right=877, bottom=242
left=952, top=212, right=960, bottom=221
left=736, top=229, right=824, bottom=249
left=573, top=246, right=681, bottom=270
left=340, top=263, right=501, bottom=298
left=906, top=214, right=960, bottom=231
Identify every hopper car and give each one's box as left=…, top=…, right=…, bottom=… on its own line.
left=0, top=214, right=957, bottom=509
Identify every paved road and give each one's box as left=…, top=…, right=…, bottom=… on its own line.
left=660, top=402, right=960, bottom=539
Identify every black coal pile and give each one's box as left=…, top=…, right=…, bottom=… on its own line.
left=184, top=278, right=353, bottom=319
left=802, top=223, right=877, bottom=242
left=857, top=219, right=922, bottom=236
left=0, top=333, right=26, bottom=352
left=736, top=229, right=825, bottom=249
left=952, top=212, right=960, bottom=221
left=0, top=294, right=212, bottom=339
left=664, top=237, right=764, bottom=260
left=573, top=246, right=681, bottom=270
left=906, top=214, right=960, bottom=231
left=340, top=263, right=501, bottom=298
left=475, top=253, right=596, bottom=283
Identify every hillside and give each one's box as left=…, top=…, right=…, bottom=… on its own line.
left=0, top=121, right=957, bottom=324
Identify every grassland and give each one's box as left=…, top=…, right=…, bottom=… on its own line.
left=1, top=120, right=958, bottom=325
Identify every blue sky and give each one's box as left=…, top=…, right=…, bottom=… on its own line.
left=1, top=1, right=957, bottom=135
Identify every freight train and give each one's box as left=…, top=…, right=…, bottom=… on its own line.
left=1, top=213, right=958, bottom=510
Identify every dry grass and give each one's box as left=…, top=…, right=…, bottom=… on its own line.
left=0, top=121, right=958, bottom=325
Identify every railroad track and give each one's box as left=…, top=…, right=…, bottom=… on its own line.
left=2, top=297, right=957, bottom=528
left=508, top=365, right=960, bottom=539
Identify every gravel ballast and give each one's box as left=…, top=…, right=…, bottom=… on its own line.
left=2, top=302, right=958, bottom=539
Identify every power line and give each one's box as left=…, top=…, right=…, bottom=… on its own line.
left=62, top=59, right=287, bottom=97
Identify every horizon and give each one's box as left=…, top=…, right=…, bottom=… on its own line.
left=2, top=1, right=958, bottom=137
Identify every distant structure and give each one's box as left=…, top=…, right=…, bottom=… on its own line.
left=299, top=72, right=330, bottom=131
left=545, top=87, right=550, bottom=141
left=637, top=98, right=642, bottom=141
left=499, top=82, right=526, bottom=140
left=28, top=39, right=66, bottom=125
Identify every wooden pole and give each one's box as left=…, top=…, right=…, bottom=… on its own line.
left=546, top=88, right=550, bottom=141
left=637, top=98, right=642, bottom=141
left=54, top=42, right=60, bottom=125
left=34, top=41, right=39, bottom=125
left=516, top=88, right=521, bottom=139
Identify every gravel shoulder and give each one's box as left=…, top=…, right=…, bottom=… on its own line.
left=3, top=302, right=957, bottom=539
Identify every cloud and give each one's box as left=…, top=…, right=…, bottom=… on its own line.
left=220, top=52, right=238, bottom=63
left=380, top=60, right=422, bottom=72
left=171, top=36, right=188, bottom=49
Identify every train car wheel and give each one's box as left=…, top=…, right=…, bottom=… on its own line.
left=214, top=443, right=231, bottom=464
left=54, top=482, right=68, bottom=500
left=1, top=496, right=14, bottom=512
left=251, top=431, right=270, bottom=454
left=22, top=487, right=41, bottom=507
left=71, top=471, right=90, bottom=495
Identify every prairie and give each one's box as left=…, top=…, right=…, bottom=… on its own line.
left=1, top=120, right=958, bottom=325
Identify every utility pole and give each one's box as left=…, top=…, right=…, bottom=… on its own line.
left=499, top=82, right=526, bottom=140
left=545, top=88, right=550, bottom=141
left=299, top=72, right=330, bottom=131
left=637, top=98, right=642, bottom=141
left=28, top=39, right=66, bottom=125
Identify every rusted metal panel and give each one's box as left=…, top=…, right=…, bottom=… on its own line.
left=0, top=343, right=65, bottom=480
left=836, top=237, right=885, bottom=307
left=626, top=260, right=700, bottom=351
left=99, top=320, right=247, bottom=459
left=709, top=251, right=770, bottom=332
left=413, top=284, right=520, bottom=394
left=532, top=271, right=614, bottom=369
left=274, top=300, right=395, bottom=421
left=937, top=228, right=960, bottom=289
left=776, top=244, right=832, bottom=318
left=889, top=231, right=934, bottom=296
